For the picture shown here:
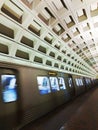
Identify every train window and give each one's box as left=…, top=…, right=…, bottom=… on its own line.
left=37, top=76, right=51, bottom=94
left=85, top=79, right=87, bottom=84
left=75, top=78, right=83, bottom=87
left=58, top=77, right=66, bottom=90
left=80, top=79, right=83, bottom=86
left=75, top=78, right=79, bottom=86
left=78, top=79, right=82, bottom=86
left=49, top=77, right=59, bottom=92
left=85, top=79, right=90, bottom=85
left=87, top=79, right=91, bottom=84
left=1, top=74, right=18, bottom=103
left=68, top=78, right=73, bottom=87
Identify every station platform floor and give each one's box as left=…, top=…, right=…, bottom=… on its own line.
left=20, top=87, right=98, bottom=130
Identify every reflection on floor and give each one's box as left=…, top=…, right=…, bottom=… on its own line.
left=60, top=87, right=98, bottom=130
left=20, top=87, right=98, bottom=130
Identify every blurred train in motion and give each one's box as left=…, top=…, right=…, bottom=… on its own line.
left=0, top=62, right=97, bottom=130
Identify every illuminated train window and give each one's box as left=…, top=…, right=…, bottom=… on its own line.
left=1, top=75, right=18, bottom=103
left=68, top=78, right=73, bottom=87
left=75, top=78, right=84, bottom=87
left=37, top=76, right=51, bottom=94
left=58, top=77, right=66, bottom=90
left=78, top=79, right=81, bottom=86
left=80, top=79, right=83, bottom=86
left=49, top=77, right=59, bottom=92
left=75, top=78, right=79, bottom=87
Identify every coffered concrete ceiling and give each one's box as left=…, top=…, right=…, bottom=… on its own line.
left=0, top=0, right=98, bottom=78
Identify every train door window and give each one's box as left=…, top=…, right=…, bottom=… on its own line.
left=85, top=79, right=88, bottom=84
left=78, top=79, right=83, bottom=86
left=37, top=76, right=51, bottom=94
left=86, top=78, right=89, bottom=85
left=78, top=79, right=81, bottom=86
left=49, top=77, right=59, bottom=92
left=75, top=78, right=79, bottom=87
left=68, top=78, right=73, bottom=87
left=80, top=79, right=83, bottom=86
left=58, top=77, right=66, bottom=90
left=1, top=74, right=18, bottom=103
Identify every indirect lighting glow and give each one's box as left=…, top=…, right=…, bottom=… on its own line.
left=91, top=2, right=97, bottom=11
left=26, top=0, right=33, bottom=4
left=77, top=9, right=83, bottom=17
left=41, top=10, right=51, bottom=20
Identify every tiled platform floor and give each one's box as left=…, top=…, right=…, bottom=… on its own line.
left=20, top=87, right=98, bottom=130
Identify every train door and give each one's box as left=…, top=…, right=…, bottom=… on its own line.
left=67, top=75, right=75, bottom=99
left=0, top=68, right=19, bottom=130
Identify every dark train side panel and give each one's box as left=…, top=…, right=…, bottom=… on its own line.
left=19, top=68, right=74, bottom=126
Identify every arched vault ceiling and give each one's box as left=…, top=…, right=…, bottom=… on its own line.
left=0, top=0, right=98, bottom=78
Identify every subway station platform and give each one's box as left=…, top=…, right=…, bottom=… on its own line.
left=60, top=87, right=98, bottom=130
left=20, top=87, right=98, bottom=130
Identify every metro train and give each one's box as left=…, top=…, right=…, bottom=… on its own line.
left=0, top=62, right=97, bottom=130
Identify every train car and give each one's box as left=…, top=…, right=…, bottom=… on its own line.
left=0, top=62, right=97, bottom=130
